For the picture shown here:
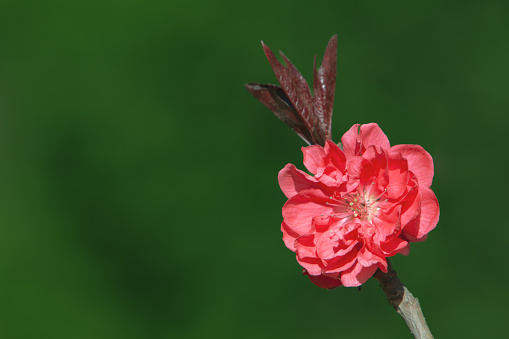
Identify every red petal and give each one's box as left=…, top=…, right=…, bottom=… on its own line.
left=401, top=186, right=439, bottom=241
left=390, top=144, right=434, bottom=188
left=341, top=124, right=361, bottom=158
left=398, top=243, right=410, bottom=256
left=295, top=235, right=323, bottom=275
left=400, top=176, right=420, bottom=226
left=373, top=205, right=401, bottom=241
left=302, top=145, right=326, bottom=174
left=282, top=191, right=331, bottom=236
left=298, top=257, right=324, bottom=276
left=340, top=262, right=378, bottom=287
left=357, top=246, right=388, bottom=272
left=359, top=123, right=391, bottom=150
left=418, top=186, right=440, bottom=235
left=306, top=272, right=343, bottom=289
left=322, top=247, right=359, bottom=274
left=281, top=221, right=299, bottom=252
left=380, top=236, right=409, bottom=256
left=362, top=146, right=389, bottom=195
left=278, top=164, right=320, bottom=199
left=341, top=123, right=390, bottom=158
left=295, top=234, right=317, bottom=259
left=324, top=140, right=347, bottom=171
left=316, top=231, right=358, bottom=260
left=386, top=151, right=410, bottom=200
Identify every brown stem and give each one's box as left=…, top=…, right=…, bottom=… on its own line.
left=373, top=259, right=434, bottom=339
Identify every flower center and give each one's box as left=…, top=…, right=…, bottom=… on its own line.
left=325, top=184, right=386, bottom=223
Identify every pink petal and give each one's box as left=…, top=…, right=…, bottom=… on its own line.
left=324, top=140, right=347, bottom=170
left=316, top=166, right=344, bottom=186
left=322, top=248, right=359, bottom=274
left=346, top=156, right=372, bottom=182
left=373, top=205, right=401, bottom=241
left=398, top=243, right=410, bottom=256
left=316, top=232, right=358, bottom=260
left=380, top=236, right=409, bottom=256
left=281, top=221, right=299, bottom=252
left=341, top=124, right=361, bottom=158
left=401, top=186, right=439, bottom=241
left=302, top=141, right=346, bottom=185
left=400, top=197, right=423, bottom=242
left=298, top=257, right=324, bottom=276
left=340, top=261, right=378, bottom=287
left=418, top=186, right=440, bottom=235
left=361, top=146, right=389, bottom=194
left=306, top=272, right=343, bottom=289
left=386, top=151, right=410, bottom=200
left=295, top=234, right=318, bottom=260
left=282, top=190, right=331, bottom=236
left=278, top=164, right=321, bottom=199
left=341, top=123, right=391, bottom=158
left=358, top=123, right=391, bottom=151
left=390, top=144, right=434, bottom=188
left=295, top=235, right=323, bottom=275
left=356, top=246, right=388, bottom=272
left=302, top=145, right=326, bottom=174
left=400, top=176, right=420, bottom=227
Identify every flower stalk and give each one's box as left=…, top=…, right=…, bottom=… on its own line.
left=373, top=259, right=433, bottom=339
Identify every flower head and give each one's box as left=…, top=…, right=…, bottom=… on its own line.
left=279, top=123, right=439, bottom=288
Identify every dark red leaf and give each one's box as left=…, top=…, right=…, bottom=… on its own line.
left=244, top=83, right=314, bottom=144
left=313, top=34, right=337, bottom=141
left=246, top=36, right=337, bottom=146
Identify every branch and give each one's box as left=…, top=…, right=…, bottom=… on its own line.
left=373, top=259, right=434, bottom=339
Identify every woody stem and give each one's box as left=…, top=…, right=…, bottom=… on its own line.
left=373, top=259, right=434, bottom=339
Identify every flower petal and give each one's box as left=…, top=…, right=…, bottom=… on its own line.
left=281, top=221, right=299, bottom=251
left=295, top=235, right=323, bottom=275
left=341, top=124, right=361, bottom=158
left=282, top=190, right=331, bottom=236
left=418, top=186, right=440, bottom=235
left=278, top=164, right=321, bottom=199
left=342, top=123, right=391, bottom=158
left=380, top=236, right=409, bottom=256
left=322, top=248, right=359, bottom=274
left=357, top=246, right=388, bottom=272
left=316, top=231, right=358, bottom=260
left=358, top=123, right=391, bottom=151
left=306, top=272, right=343, bottom=289
left=386, top=151, right=410, bottom=200
left=303, top=141, right=346, bottom=185
left=324, top=140, right=347, bottom=171
left=401, top=186, right=439, bottom=241
left=373, top=205, right=401, bottom=241
left=400, top=176, right=420, bottom=227
left=302, top=145, right=326, bottom=174
left=340, top=261, right=378, bottom=287
left=390, top=144, right=434, bottom=188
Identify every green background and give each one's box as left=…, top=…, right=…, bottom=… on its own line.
left=1, top=1, right=508, bottom=338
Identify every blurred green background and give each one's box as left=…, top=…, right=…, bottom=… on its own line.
left=1, top=1, right=508, bottom=338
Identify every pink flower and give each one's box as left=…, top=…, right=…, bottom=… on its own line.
left=278, top=123, right=439, bottom=289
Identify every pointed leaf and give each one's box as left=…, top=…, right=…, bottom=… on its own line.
left=244, top=83, right=313, bottom=144
left=262, top=41, right=321, bottom=145
left=279, top=52, right=320, bottom=144
left=313, top=34, right=337, bottom=141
